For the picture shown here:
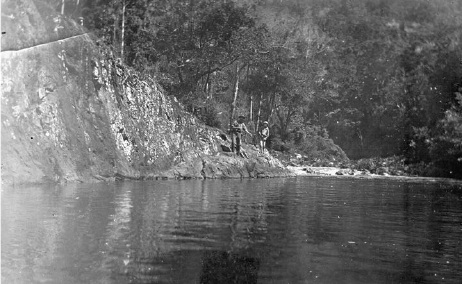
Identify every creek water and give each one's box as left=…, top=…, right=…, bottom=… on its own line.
left=2, top=177, right=462, bottom=284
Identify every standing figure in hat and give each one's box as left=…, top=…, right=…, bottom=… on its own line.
left=230, top=115, right=252, bottom=156
left=259, top=121, right=269, bottom=153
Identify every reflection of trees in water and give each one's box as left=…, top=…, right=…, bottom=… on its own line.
left=400, top=183, right=462, bottom=282
left=254, top=178, right=462, bottom=282
left=200, top=250, right=260, bottom=284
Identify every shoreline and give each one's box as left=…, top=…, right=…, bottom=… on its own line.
left=286, top=166, right=462, bottom=184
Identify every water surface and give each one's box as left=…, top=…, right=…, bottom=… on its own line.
left=2, top=177, right=462, bottom=283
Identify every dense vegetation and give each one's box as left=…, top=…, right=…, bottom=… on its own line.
left=57, top=0, right=462, bottom=178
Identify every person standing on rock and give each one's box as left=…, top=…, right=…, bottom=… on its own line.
left=259, top=121, right=269, bottom=153
left=231, top=115, right=252, bottom=156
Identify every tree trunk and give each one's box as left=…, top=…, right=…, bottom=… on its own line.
left=189, top=0, right=195, bottom=46
left=267, top=92, right=276, bottom=122
left=249, top=94, right=253, bottom=122
left=113, top=15, right=118, bottom=49
left=357, top=128, right=364, bottom=151
left=246, top=65, right=251, bottom=119
left=204, top=71, right=211, bottom=98
left=230, top=63, right=240, bottom=127
left=121, top=0, right=126, bottom=63
left=140, top=0, right=149, bottom=32
left=249, top=93, right=256, bottom=144
left=207, top=73, right=213, bottom=100
left=256, top=92, right=263, bottom=133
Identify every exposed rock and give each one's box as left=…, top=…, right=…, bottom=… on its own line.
left=335, top=169, right=355, bottom=175
left=390, top=169, right=405, bottom=176
left=1, top=0, right=85, bottom=51
left=1, top=1, right=292, bottom=185
left=157, top=147, right=293, bottom=180
left=376, top=167, right=389, bottom=175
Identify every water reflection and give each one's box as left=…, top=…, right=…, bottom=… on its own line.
left=200, top=251, right=260, bottom=284
left=2, top=178, right=462, bottom=283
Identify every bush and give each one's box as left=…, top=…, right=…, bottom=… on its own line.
left=351, top=156, right=409, bottom=175
left=268, top=125, right=349, bottom=166
left=201, top=105, right=222, bottom=128
left=269, top=136, right=293, bottom=152
left=299, top=136, right=349, bottom=163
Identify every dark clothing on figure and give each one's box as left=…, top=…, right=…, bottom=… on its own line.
left=230, top=121, right=249, bottom=154
left=232, top=132, right=242, bottom=154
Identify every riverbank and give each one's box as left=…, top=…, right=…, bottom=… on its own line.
left=286, top=165, right=462, bottom=186
left=287, top=165, right=399, bottom=178
left=156, top=147, right=294, bottom=180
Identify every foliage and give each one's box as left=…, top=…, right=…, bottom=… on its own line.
left=195, top=99, right=225, bottom=129
left=268, top=123, right=348, bottom=163
left=426, top=88, right=462, bottom=178
left=83, top=0, right=267, bottom=99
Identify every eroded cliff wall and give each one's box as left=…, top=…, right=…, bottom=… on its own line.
left=1, top=0, right=291, bottom=185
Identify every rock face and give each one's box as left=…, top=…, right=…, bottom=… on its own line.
left=1, top=0, right=85, bottom=51
left=1, top=0, right=291, bottom=185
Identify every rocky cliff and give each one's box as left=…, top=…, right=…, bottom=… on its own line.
left=1, top=0, right=292, bottom=185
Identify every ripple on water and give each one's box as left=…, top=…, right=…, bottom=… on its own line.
left=2, top=178, right=462, bottom=283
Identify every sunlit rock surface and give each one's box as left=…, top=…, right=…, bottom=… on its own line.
left=1, top=0, right=85, bottom=51
left=1, top=0, right=291, bottom=185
